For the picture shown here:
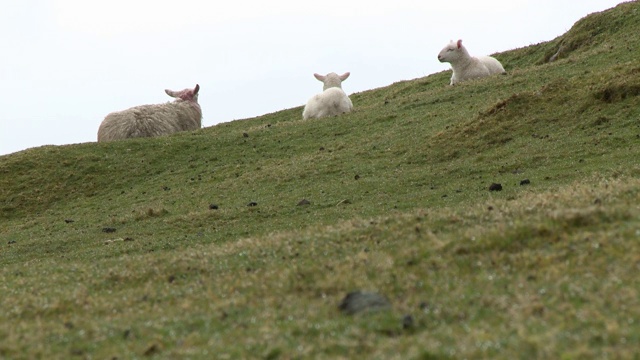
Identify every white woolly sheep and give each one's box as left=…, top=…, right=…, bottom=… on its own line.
left=437, top=40, right=506, bottom=85
left=97, top=84, right=202, bottom=142
left=302, top=72, right=353, bottom=120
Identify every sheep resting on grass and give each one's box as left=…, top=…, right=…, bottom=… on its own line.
left=438, top=40, right=505, bottom=85
left=97, top=84, right=202, bottom=142
left=302, top=72, right=353, bottom=120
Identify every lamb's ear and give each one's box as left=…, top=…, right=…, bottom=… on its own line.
left=313, top=73, right=325, bottom=82
left=457, top=39, right=463, bottom=49
left=339, top=72, right=350, bottom=81
left=165, top=89, right=176, bottom=98
left=193, top=84, right=200, bottom=95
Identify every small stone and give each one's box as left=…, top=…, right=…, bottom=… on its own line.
left=247, top=202, right=258, bottom=207
left=354, top=174, right=360, bottom=180
left=209, top=204, right=219, bottom=210
left=520, top=179, right=531, bottom=186
left=143, top=344, right=160, bottom=356
left=402, top=314, right=415, bottom=330
left=243, top=132, right=249, bottom=138
left=297, top=199, right=311, bottom=206
left=64, top=219, right=75, bottom=223
left=338, top=291, right=391, bottom=315
left=489, top=183, right=503, bottom=191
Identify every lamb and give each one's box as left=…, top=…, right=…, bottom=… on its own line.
left=97, top=84, right=202, bottom=142
left=302, top=72, right=353, bottom=120
left=437, top=40, right=506, bottom=85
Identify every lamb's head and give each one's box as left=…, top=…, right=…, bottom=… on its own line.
left=437, top=40, right=468, bottom=63
left=313, top=72, right=350, bottom=91
left=165, top=84, right=200, bottom=103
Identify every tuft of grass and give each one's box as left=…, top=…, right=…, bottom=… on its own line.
left=1, top=2, right=640, bottom=359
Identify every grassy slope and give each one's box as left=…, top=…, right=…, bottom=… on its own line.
left=1, top=2, right=640, bottom=359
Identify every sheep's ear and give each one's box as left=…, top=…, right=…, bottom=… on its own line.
left=457, top=39, right=463, bottom=49
left=165, top=89, right=175, bottom=97
left=193, top=84, right=200, bottom=95
left=339, top=72, right=350, bottom=81
left=314, top=73, right=325, bottom=82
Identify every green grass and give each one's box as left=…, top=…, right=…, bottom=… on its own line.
left=2, top=3, right=640, bottom=359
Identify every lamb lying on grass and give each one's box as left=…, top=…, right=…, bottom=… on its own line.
left=97, top=84, right=202, bottom=142
left=303, top=72, right=353, bottom=120
left=438, top=40, right=506, bottom=85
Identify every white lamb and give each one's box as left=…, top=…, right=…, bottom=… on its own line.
left=97, top=84, right=202, bottom=142
left=302, top=72, right=353, bottom=120
left=437, top=40, right=506, bottom=85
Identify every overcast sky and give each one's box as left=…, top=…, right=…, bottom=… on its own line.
left=0, top=0, right=625, bottom=156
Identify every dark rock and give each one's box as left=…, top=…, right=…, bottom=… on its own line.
left=102, top=227, right=116, bottom=233
left=402, top=314, right=415, bottom=330
left=209, top=204, right=219, bottom=210
left=520, top=179, right=531, bottom=186
left=243, top=132, right=249, bottom=138
left=64, top=219, right=75, bottom=223
left=297, top=199, right=311, bottom=206
left=338, top=291, right=391, bottom=315
left=354, top=174, right=360, bottom=180
left=247, top=202, right=258, bottom=207
left=143, top=344, right=160, bottom=357
left=489, top=183, right=503, bottom=191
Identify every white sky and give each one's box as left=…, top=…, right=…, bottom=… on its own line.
left=0, top=0, right=626, bottom=155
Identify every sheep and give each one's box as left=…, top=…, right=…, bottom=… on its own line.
left=97, top=84, right=202, bottom=142
left=437, top=40, right=506, bottom=85
left=302, top=72, right=353, bottom=120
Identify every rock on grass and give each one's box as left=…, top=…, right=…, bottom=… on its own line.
left=338, top=291, right=391, bottom=315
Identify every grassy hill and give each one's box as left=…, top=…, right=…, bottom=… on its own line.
left=1, top=2, right=639, bottom=358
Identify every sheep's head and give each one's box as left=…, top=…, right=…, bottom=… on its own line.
left=314, top=72, right=350, bottom=91
left=437, top=40, right=466, bottom=63
left=165, top=84, right=200, bottom=102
